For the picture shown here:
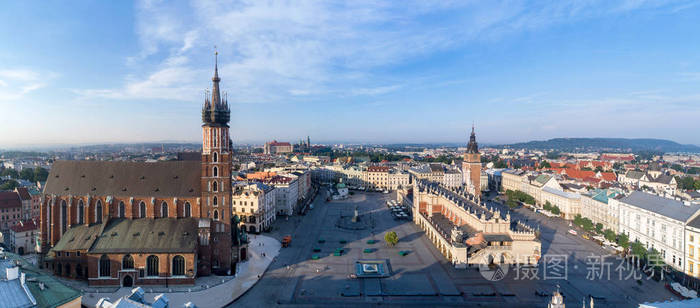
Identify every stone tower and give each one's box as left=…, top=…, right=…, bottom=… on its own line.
left=462, top=125, right=481, bottom=199
left=200, top=52, right=233, bottom=274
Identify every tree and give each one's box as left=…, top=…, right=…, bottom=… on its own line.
left=493, top=159, right=508, bottom=169
left=617, top=233, right=630, bottom=249
left=19, top=168, right=34, bottom=182
left=595, top=166, right=604, bottom=173
left=0, top=168, right=18, bottom=179
left=675, top=176, right=697, bottom=190
left=695, top=180, right=700, bottom=190
left=543, top=201, right=552, bottom=211
left=603, top=229, right=616, bottom=242
left=385, top=231, right=399, bottom=247
left=631, top=241, right=646, bottom=259
left=595, top=223, right=604, bottom=234
left=0, top=180, right=18, bottom=191
left=545, top=151, right=561, bottom=160
left=551, top=205, right=561, bottom=215
left=613, top=162, right=624, bottom=170
left=539, top=161, right=551, bottom=169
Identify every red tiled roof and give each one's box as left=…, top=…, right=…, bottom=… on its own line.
left=599, top=172, right=617, bottom=182
left=10, top=219, right=38, bottom=232
left=563, top=169, right=596, bottom=180
left=0, top=191, right=21, bottom=209
left=367, top=166, right=390, bottom=172
left=15, top=187, right=31, bottom=200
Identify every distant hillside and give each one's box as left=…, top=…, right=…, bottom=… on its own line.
left=502, top=138, right=700, bottom=153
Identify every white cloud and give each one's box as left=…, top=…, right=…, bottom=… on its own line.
left=75, top=0, right=697, bottom=104
left=0, top=69, right=55, bottom=101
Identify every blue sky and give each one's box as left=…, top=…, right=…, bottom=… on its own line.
left=1, top=0, right=700, bottom=147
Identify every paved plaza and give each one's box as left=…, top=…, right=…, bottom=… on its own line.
left=230, top=190, right=680, bottom=307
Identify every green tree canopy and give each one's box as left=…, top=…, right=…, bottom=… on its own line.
left=617, top=233, right=630, bottom=249
left=0, top=168, right=19, bottom=179
left=0, top=180, right=19, bottom=191
left=603, top=229, right=616, bottom=242
left=539, top=161, right=551, bottom=169
left=595, top=223, right=604, bottom=233
left=385, top=231, right=399, bottom=247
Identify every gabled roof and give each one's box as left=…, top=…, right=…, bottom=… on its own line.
left=599, top=172, right=617, bottom=182
left=50, top=223, right=104, bottom=252
left=89, top=218, right=198, bottom=254
left=625, top=170, right=645, bottom=180
left=0, top=191, right=21, bottom=209
left=15, top=187, right=31, bottom=200
left=9, top=220, right=38, bottom=233
left=44, top=160, right=201, bottom=198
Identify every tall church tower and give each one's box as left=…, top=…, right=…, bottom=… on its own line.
left=201, top=52, right=233, bottom=274
left=462, top=125, right=481, bottom=200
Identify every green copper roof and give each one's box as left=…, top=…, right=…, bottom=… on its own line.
left=4, top=252, right=82, bottom=308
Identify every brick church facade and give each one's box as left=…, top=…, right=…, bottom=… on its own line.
left=39, top=54, right=244, bottom=287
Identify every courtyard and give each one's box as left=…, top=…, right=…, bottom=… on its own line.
left=231, top=190, right=678, bottom=307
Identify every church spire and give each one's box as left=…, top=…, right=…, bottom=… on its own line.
left=211, top=51, right=221, bottom=111
left=467, top=123, right=478, bottom=154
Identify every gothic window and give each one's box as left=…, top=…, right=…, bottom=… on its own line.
left=213, top=196, right=218, bottom=206
left=60, top=200, right=67, bottom=234
left=78, top=200, right=84, bottom=224
left=172, top=255, right=185, bottom=276
left=161, top=202, right=168, bottom=218
left=213, top=129, right=217, bottom=148
left=184, top=202, right=191, bottom=218
left=118, top=201, right=125, bottom=218
left=213, top=181, right=218, bottom=192
left=139, top=202, right=146, bottom=218
left=214, top=210, right=219, bottom=221
left=99, top=254, right=110, bottom=277
left=147, top=255, right=159, bottom=277
left=95, top=200, right=103, bottom=224
left=213, top=166, right=218, bottom=177
left=213, top=152, right=218, bottom=162
left=122, top=254, right=134, bottom=269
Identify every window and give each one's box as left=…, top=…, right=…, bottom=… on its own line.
left=147, top=255, right=159, bottom=277
left=690, top=262, right=695, bottom=273
left=184, top=202, right=191, bottom=218
left=78, top=200, right=84, bottom=224
left=692, top=235, right=695, bottom=243
left=161, top=202, right=168, bottom=218
left=213, top=181, right=218, bottom=192
left=172, top=255, right=185, bottom=276
left=139, top=202, right=146, bottom=218
left=96, top=200, right=103, bottom=224
left=118, top=201, right=125, bottom=218
left=213, top=152, right=218, bottom=162
left=99, top=254, right=110, bottom=277
left=214, top=210, right=219, bottom=221
left=60, top=200, right=67, bottom=234
left=213, top=166, right=218, bottom=177
left=691, top=245, right=695, bottom=258
left=213, top=196, right=218, bottom=206
left=122, top=254, right=134, bottom=269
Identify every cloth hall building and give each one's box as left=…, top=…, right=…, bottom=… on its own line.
left=39, top=55, right=245, bottom=287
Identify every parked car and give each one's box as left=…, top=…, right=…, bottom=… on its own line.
left=568, top=229, right=578, bottom=235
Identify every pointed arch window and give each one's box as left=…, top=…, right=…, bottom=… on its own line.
left=213, top=166, right=218, bottom=177
left=213, top=210, right=219, bottom=221
left=95, top=200, right=103, bottom=224
left=99, top=254, right=110, bottom=277
left=213, top=152, right=218, bottom=162
left=213, top=181, right=218, bottom=192
left=139, top=202, right=146, bottom=218
left=122, top=254, right=134, bottom=269
left=161, top=202, right=168, bottom=218
left=213, top=196, right=218, bottom=206
left=60, top=200, right=67, bottom=234
left=118, top=201, right=125, bottom=218
left=184, top=202, right=191, bottom=218
left=78, top=200, right=84, bottom=224
left=147, top=255, right=159, bottom=277
left=172, top=255, right=185, bottom=276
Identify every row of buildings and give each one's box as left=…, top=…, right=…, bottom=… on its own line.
left=0, top=187, right=42, bottom=255
left=501, top=167, right=700, bottom=280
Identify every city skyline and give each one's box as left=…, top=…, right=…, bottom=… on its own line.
left=2, top=1, right=700, bottom=147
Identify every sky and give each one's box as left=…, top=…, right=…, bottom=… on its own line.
left=1, top=0, right=700, bottom=148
